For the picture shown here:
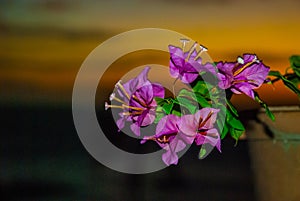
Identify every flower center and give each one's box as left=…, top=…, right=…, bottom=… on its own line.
left=104, top=81, right=146, bottom=116
left=197, top=111, right=214, bottom=135
left=145, top=133, right=177, bottom=144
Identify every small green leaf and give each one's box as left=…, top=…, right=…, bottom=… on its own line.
left=154, top=97, right=166, bottom=106
left=290, top=55, right=300, bottom=77
left=192, top=81, right=209, bottom=97
left=226, top=99, right=238, bottom=117
left=269, top=70, right=300, bottom=96
left=155, top=97, right=177, bottom=115
left=226, top=110, right=245, bottom=141
left=171, top=110, right=181, bottom=117
left=218, top=119, right=229, bottom=139
left=229, top=127, right=244, bottom=142
left=198, top=148, right=207, bottom=159
left=194, top=92, right=212, bottom=108
left=177, top=88, right=211, bottom=108
left=254, top=93, right=275, bottom=121
left=226, top=110, right=245, bottom=131
left=154, top=106, right=165, bottom=124
left=177, top=96, right=198, bottom=114
left=162, top=102, right=174, bottom=114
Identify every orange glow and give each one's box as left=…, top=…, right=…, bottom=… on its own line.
left=1, top=1, right=299, bottom=108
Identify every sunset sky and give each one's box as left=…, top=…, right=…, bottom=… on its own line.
left=1, top=0, right=299, bottom=109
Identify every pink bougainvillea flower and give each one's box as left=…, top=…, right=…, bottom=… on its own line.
left=168, top=40, right=216, bottom=84
left=179, top=108, right=221, bottom=152
left=216, top=54, right=270, bottom=99
left=141, top=115, right=187, bottom=166
left=105, top=67, right=164, bottom=136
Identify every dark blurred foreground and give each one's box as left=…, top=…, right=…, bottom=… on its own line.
left=1, top=105, right=255, bottom=201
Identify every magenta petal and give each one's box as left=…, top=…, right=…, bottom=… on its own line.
left=200, top=62, right=217, bottom=75
left=169, top=45, right=184, bottom=57
left=181, top=72, right=198, bottom=83
left=231, top=82, right=255, bottom=99
left=152, top=83, right=165, bottom=99
left=169, top=64, right=180, bottom=78
left=217, top=73, right=232, bottom=89
left=123, top=67, right=151, bottom=95
left=243, top=54, right=257, bottom=63
left=162, top=148, right=178, bottom=166
left=116, top=113, right=127, bottom=132
left=130, top=122, right=141, bottom=136
left=156, top=115, right=180, bottom=136
left=138, top=110, right=155, bottom=127
left=179, top=114, right=198, bottom=137
left=195, top=128, right=221, bottom=152
left=162, top=138, right=186, bottom=166
left=116, top=118, right=125, bottom=132
left=170, top=138, right=186, bottom=153
left=216, top=62, right=236, bottom=75
left=236, top=62, right=270, bottom=88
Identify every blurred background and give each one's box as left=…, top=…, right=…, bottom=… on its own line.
left=1, top=0, right=299, bottom=200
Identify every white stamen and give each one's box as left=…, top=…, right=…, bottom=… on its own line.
left=115, top=80, right=130, bottom=100
left=105, top=102, right=109, bottom=110
left=109, top=93, right=115, bottom=101
left=200, top=45, right=208, bottom=52
left=186, top=42, right=198, bottom=60
left=189, top=42, right=198, bottom=52
left=115, top=80, right=122, bottom=88
left=253, top=55, right=260, bottom=63
left=194, top=45, right=208, bottom=61
left=180, top=38, right=190, bottom=51
left=237, top=56, right=244, bottom=64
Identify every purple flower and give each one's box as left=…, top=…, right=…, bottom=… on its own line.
left=169, top=40, right=216, bottom=84
left=141, top=115, right=187, bottom=166
left=217, top=54, right=270, bottom=99
left=105, top=67, right=164, bottom=136
left=179, top=108, right=221, bottom=152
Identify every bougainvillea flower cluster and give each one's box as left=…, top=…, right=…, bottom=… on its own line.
left=105, top=39, right=273, bottom=166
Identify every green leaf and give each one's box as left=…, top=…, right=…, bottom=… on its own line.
left=176, top=96, right=198, bottom=114
left=226, top=110, right=245, bottom=131
left=198, top=148, right=207, bottom=159
left=154, top=97, right=166, bottom=106
left=269, top=70, right=300, bottom=96
left=192, top=80, right=209, bottom=97
left=194, top=92, right=212, bottom=108
left=254, top=93, right=275, bottom=121
left=177, top=88, right=211, bottom=108
left=229, top=127, right=245, bottom=142
left=162, top=102, right=174, bottom=114
left=226, top=110, right=245, bottom=141
left=155, top=97, right=176, bottom=115
left=218, top=119, right=229, bottom=139
left=154, top=106, right=165, bottom=124
left=171, top=110, right=181, bottom=117
left=290, top=55, right=300, bottom=77
left=226, top=99, right=238, bottom=117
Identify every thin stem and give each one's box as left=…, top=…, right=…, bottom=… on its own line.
left=172, top=77, right=179, bottom=98
left=270, top=73, right=296, bottom=84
